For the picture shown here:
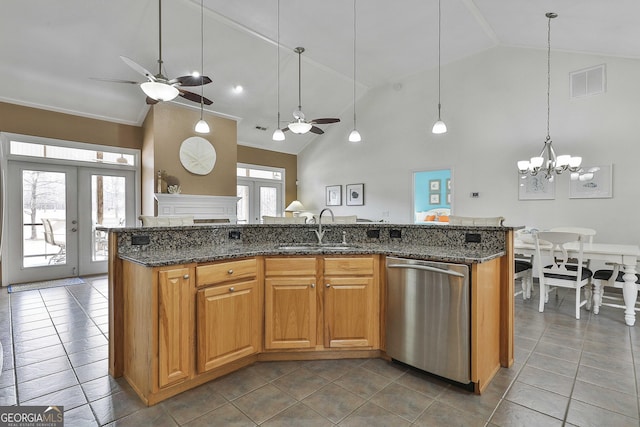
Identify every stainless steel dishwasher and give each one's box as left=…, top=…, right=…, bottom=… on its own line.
left=385, top=257, right=470, bottom=384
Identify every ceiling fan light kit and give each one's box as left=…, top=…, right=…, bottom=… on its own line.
left=279, top=47, right=340, bottom=136
left=141, top=81, right=179, bottom=102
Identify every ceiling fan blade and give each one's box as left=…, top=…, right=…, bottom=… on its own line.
left=90, top=77, right=141, bottom=85
left=120, top=56, right=155, bottom=80
left=309, top=126, right=324, bottom=135
left=281, top=127, right=290, bottom=132
left=310, top=118, right=340, bottom=124
left=172, top=75, right=213, bottom=86
left=146, top=97, right=160, bottom=105
left=178, top=89, right=213, bottom=105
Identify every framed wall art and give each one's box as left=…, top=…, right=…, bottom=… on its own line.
left=570, top=165, right=613, bottom=199
left=326, top=185, right=342, bottom=206
left=346, top=183, right=364, bottom=206
left=518, top=173, right=555, bottom=200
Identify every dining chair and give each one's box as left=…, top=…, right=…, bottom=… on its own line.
left=42, top=218, right=66, bottom=264
left=549, top=227, right=596, bottom=268
left=534, top=231, right=593, bottom=319
left=514, top=253, right=533, bottom=300
left=591, top=264, right=640, bottom=315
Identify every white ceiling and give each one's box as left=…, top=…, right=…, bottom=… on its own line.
left=2, top=0, right=640, bottom=154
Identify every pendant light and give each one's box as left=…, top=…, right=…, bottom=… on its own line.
left=431, top=0, right=447, bottom=134
left=272, top=0, right=285, bottom=141
left=194, top=0, right=210, bottom=134
left=348, top=0, right=361, bottom=142
left=517, top=13, right=582, bottom=180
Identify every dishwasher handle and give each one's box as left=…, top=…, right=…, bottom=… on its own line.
left=387, top=263, right=465, bottom=278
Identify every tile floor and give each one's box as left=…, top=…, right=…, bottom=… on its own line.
left=0, top=276, right=639, bottom=426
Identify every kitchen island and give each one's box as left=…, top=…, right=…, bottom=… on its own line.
left=105, top=223, right=519, bottom=405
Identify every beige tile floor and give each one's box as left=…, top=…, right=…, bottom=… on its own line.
left=0, top=275, right=639, bottom=426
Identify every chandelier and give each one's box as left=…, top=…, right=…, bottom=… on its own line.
left=517, top=13, right=581, bottom=181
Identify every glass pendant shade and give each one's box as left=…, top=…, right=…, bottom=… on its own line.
left=195, top=118, right=210, bottom=134
left=272, top=128, right=285, bottom=141
left=288, top=121, right=312, bottom=134
left=432, top=119, right=447, bottom=134
left=348, top=129, right=361, bottom=142
left=141, top=81, right=179, bottom=101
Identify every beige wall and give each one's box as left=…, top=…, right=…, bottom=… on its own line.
left=0, top=102, right=142, bottom=148
left=0, top=101, right=297, bottom=216
left=237, top=145, right=298, bottom=206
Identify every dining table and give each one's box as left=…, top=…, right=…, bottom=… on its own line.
left=514, top=238, right=640, bottom=326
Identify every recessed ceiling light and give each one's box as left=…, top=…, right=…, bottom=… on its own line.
left=233, top=85, right=244, bottom=94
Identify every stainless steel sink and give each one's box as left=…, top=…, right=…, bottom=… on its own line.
left=277, top=244, right=357, bottom=251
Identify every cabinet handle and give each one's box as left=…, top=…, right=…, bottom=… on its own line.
left=183, top=274, right=189, bottom=279
left=310, top=283, right=315, bottom=288
left=228, top=269, right=234, bottom=275
left=325, top=283, right=331, bottom=288
left=229, top=287, right=235, bottom=292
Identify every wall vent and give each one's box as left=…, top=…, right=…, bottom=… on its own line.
left=570, top=64, right=606, bottom=98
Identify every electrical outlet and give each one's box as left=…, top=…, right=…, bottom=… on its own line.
left=366, top=229, right=380, bottom=239
left=131, top=235, right=150, bottom=245
left=465, top=233, right=481, bottom=243
left=228, top=230, right=242, bottom=240
left=390, top=229, right=402, bottom=239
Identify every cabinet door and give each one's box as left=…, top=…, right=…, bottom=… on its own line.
left=158, top=267, right=192, bottom=388
left=324, top=276, right=377, bottom=348
left=265, top=277, right=316, bottom=349
left=197, top=280, right=261, bottom=372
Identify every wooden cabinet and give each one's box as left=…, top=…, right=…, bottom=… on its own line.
left=264, top=257, right=317, bottom=349
left=196, top=259, right=261, bottom=372
left=324, top=257, right=379, bottom=349
left=264, top=256, right=379, bottom=351
left=157, top=267, right=193, bottom=388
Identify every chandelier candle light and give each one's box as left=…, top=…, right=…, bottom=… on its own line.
left=517, top=12, right=581, bottom=180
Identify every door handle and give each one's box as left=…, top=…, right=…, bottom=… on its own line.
left=71, top=228, right=77, bottom=232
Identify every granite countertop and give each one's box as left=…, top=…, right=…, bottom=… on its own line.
left=119, top=242, right=505, bottom=267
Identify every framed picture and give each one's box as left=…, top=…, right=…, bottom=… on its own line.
left=429, top=179, right=440, bottom=192
left=518, top=173, right=555, bottom=200
left=346, top=183, right=364, bottom=206
left=326, top=185, right=342, bottom=206
left=570, top=165, right=613, bottom=199
left=430, top=193, right=440, bottom=204
left=446, top=178, right=451, bottom=191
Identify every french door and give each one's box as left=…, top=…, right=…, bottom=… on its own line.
left=237, top=178, right=282, bottom=224
left=4, top=161, right=135, bottom=284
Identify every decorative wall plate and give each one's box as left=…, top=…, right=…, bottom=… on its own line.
left=179, top=136, right=216, bottom=175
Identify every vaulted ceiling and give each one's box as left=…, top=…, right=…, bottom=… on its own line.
left=2, top=0, right=639, bottom=154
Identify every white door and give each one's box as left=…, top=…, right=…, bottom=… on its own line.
left=5, top=162, right=135, bottom=284
left=237, top=179, right=282, bottom=224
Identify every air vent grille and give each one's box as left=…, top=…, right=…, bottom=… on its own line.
left=570, top=64, right=606, bottom=98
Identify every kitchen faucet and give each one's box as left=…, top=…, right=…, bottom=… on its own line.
left=314, top=208, right=334, bottom=244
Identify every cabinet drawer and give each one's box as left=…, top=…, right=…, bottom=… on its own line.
left=265, top=257, right=317, bottom=276
left=324, top=257, right=374, bottom=276
left=196, top=258, right=257, bottom=287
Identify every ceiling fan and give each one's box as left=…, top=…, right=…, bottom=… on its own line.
left=281, top=47, right=340, bottom=135
left=98, top=0, right=213, bottom=106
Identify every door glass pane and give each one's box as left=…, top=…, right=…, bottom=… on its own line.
left=91, top=174, right=126, bottom=261
left=236, top=185, right=249, bottom=224
left=259, top=186, right=277, bottom=218
left=22, top=170, right=66, bottom=267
